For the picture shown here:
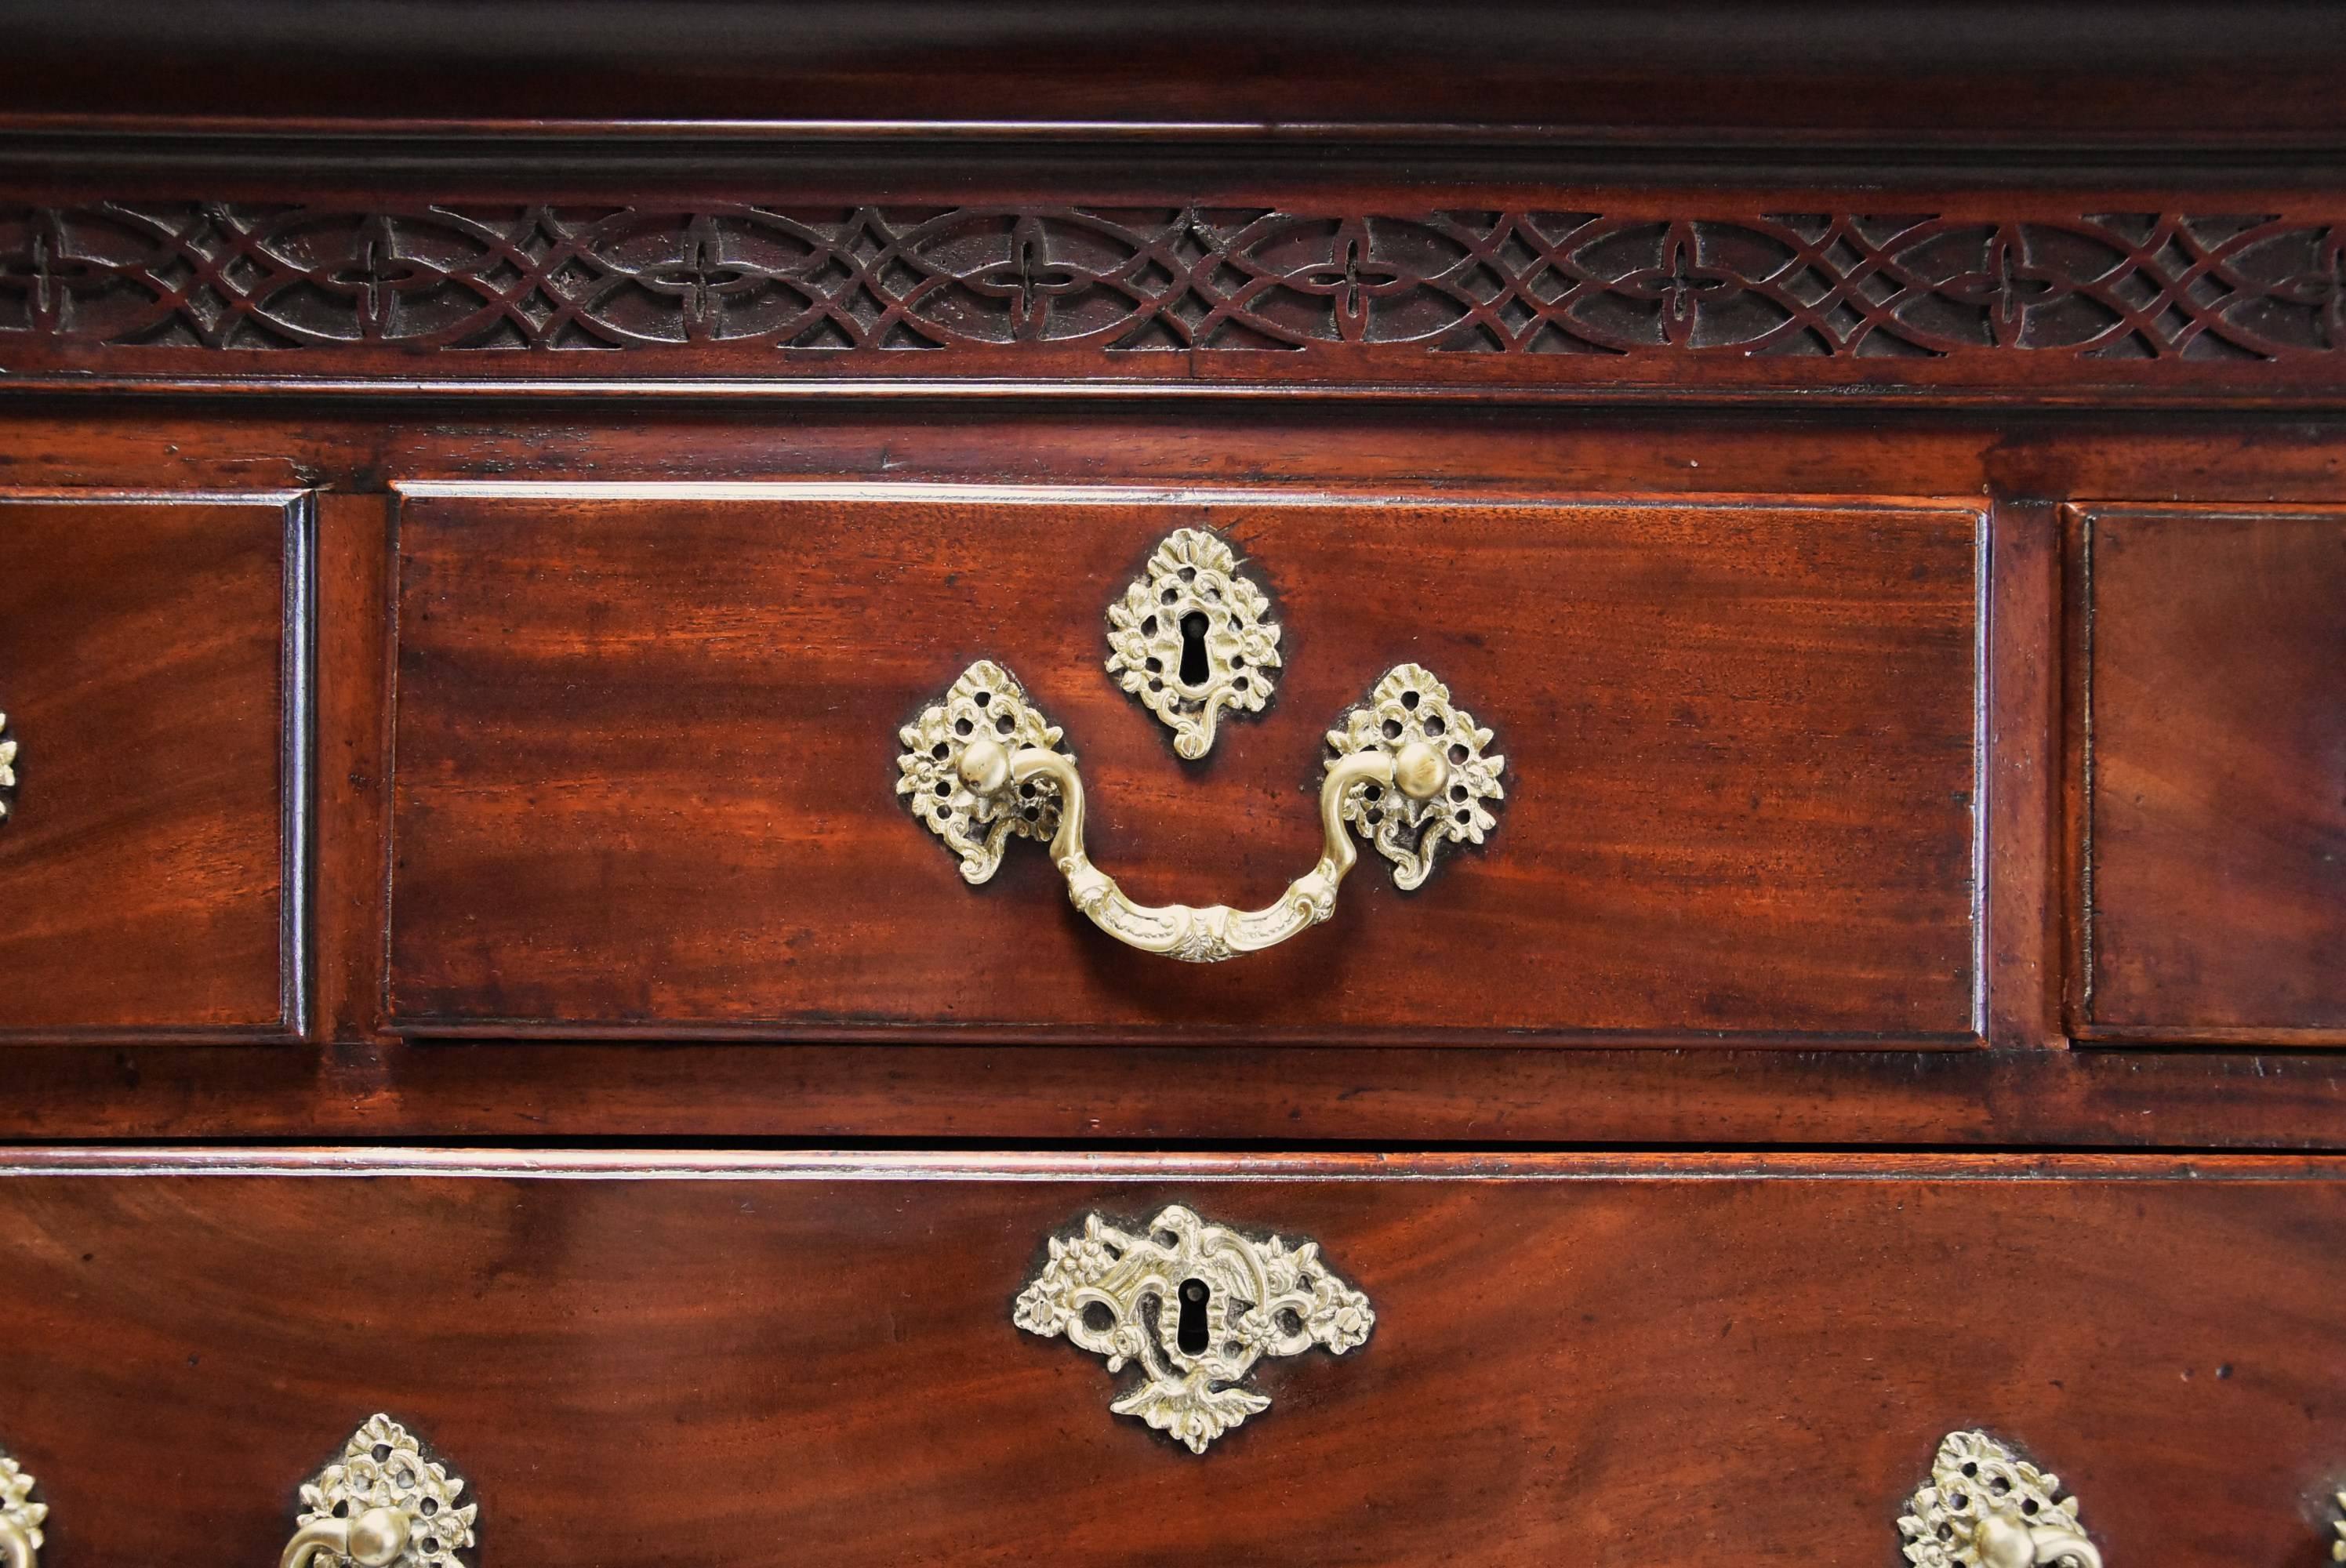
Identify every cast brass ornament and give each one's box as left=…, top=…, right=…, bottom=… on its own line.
left=1898, top=1431, right=2101, bottom=1568
left=1328, top=663, right=1505, bottom=889
left=1015, top=1204, right=1373, bottom=1454
left=0, top=1446, right=45, bottom=1568
left=897, top=659, right=1505, bottom=961
left=894, top=660, right=1067, bottom=884
left=0, top=713, right=16, bottom=822
left=281, top=1415, right=477, bottom=1568
left=2332, top=1490, right=2344, bottom=1563
left=1104, top=528, right=1281, bottom=759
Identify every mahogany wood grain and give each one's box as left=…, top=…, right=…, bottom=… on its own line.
left=0, top=492, right=303, bottom=1039
left=388, top=488, right=1979, bottom=1043
left=311, top=492, right=398, bottom=1045
left=1984, top=500, right=2062, bottom=1051
left=0, top=1041, right=2343, bottom=1149
left=2075, top=506, right=2346, bottom=1043
left=0, top=1149, right=2337, bottom=1566
left=0, top=406, right=2333, bottom=1122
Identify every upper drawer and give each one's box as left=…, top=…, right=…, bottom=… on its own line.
left=2075, top=505, right=2346, bottom=1044
left=388, top=485, right=1981, bottom=1043
left=0, top=492, right=304, bottom=1040
left=0, top=1150, right=2338, bottom=1566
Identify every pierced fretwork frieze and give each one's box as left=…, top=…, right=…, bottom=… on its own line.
left=3, top=202, right=2343, bottom=365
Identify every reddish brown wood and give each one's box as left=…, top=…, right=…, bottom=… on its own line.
left=5, top=190, right=2346, bottom=405
left=2074, top=506, right=2346, bottom=1042
left=387, top=488, right=1979, bottom=1042
left=0, top=492, right=303, bottom=1039
left=0, top=1042, right=2341, bottom=1148
left=0, top=403, right=2332, bottom=1075
left=310, top=492, right=398, bottom=1044
left=0, top=42, right=2339, bottom=1568
left=0, top=1149, right=2338, bottom=1566
left=1984, top=501, right=2063, bottom=1049
left=0, top=404, right=2340, bottom=514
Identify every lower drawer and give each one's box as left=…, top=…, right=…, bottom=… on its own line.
left=0, top=1152, right=2339, bottom=1566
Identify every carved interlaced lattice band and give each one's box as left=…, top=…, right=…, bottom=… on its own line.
left=3, top=203, right=2343, bottom=362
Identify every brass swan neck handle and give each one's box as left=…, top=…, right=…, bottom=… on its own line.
left=0, top=1517, right=33, bottom=1568
left=899, top=660, right=1506, bottom=963
left=997, top=742, right=1418, bottom=964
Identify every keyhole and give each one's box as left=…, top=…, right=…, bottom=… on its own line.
left=1178, top=612, right=1211, bottom=687
left=1176, top=1278, right=1210, bottom=1354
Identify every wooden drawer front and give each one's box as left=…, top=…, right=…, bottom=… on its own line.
left=0, top=1152, right=2338, bottom=1566
left=0, top=493, right=303, bottom=1039
left=389, top=485, right=1981, bottom=1043
left=2077, top=506, right=2346, bottom=1043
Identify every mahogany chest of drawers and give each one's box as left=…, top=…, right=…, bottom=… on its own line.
left=0, top=5, right=2341, bottom=1565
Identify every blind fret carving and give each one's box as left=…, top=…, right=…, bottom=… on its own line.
left=3, top=201, right=2341, bottom=365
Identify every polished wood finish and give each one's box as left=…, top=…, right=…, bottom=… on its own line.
left=6, top=2, right=2346, bottom=143
left=0, top=1149, right=2338, bottom=1566
left=0, top=1042, right=2343, bottom=1149
left=9, top=189, right=2346, bottom=405
left=0, top=16, right=2342, bottom=1566
left=0, top=492, right=304, bottom=1039
left=2075, top=506, right=2346, bottom=1043
left=388, top=487, right=1977, bottom=1042
left=0, top=405, right=2331, bottom=1114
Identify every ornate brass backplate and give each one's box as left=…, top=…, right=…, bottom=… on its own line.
left=1015, top=1205, right=1374, bottom=1452
left=2333, top=1490, right=2344, bottom=1563
left=1328, top=663, right=1505, bottom=889
left=893, top=659, right=1066, bottom=885
left=0, top=1446, right=45, bottom=1568
left=1899, top=1431, right=2101, bottom=1568
left=896, top=659, right=1504, bottom=960
left=282, top=1415, right=477, bottom=1568
left=0, top=713, right=16, bottom=822
left=1104, top=528, right=1281, bottom=759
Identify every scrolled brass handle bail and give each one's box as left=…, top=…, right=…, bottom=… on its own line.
left=899, top=660, right=1505, bottom=962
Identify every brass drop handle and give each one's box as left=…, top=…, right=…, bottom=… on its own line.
left=899, top=661, right=1506, bottom=963
left=283, top=1416, right=477, bottom=1568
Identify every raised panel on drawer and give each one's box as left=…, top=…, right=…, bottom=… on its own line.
left=388, top=485, right=1981, bottom=1044
left=2075, top=505, right=2346, bottom=1044
left=0, top=492, right=305, bottom=1040
left=0, top=1151, right=2338, bottom=1566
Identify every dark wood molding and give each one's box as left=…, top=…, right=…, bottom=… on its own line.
left=5, top=196, right=2346, bottom=403
left=0, top=1043, right=2337, bottom=1150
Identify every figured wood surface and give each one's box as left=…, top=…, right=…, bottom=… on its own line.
left=389, top=487, right=1979, bottom=1041
left=0, top=408, right=2341, bottom=1123
left=2078, top=506, right=2346, bottom=1040
left=0, top=493, right=300, bottom=1037
left=0, top=1151, right=2337, bottom=1566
